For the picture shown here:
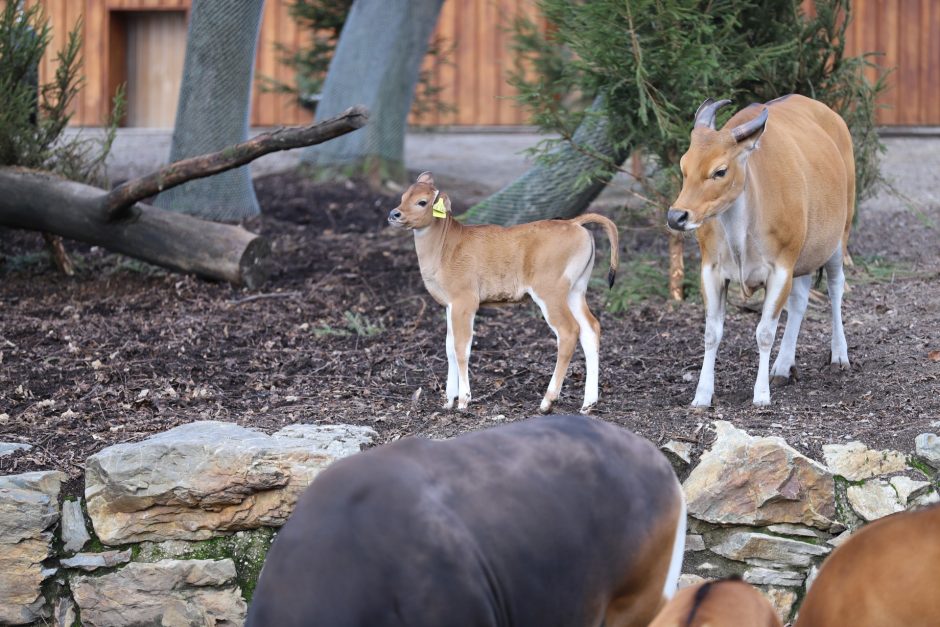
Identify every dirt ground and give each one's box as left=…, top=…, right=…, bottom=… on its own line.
left=1, top=170, right=938, bottom=496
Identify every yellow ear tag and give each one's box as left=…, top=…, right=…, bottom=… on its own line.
left=432, top=197, right=448, bottom=219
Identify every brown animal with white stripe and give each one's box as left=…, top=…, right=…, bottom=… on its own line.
left=388, top=172, right=619, bottom=413
left=668, top=95, right=854, bottom=407
left=795, top=504, right=940, bottom=627
left=649, top=578, right=782, bottom=627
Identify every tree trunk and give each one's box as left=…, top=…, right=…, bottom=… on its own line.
left=300, top=0, right=444, bottom=184
left=0, top=169, right=268, bottom=286
left=462, top=97, right=629, bottom=225
left=155, top=0, right=265, bottom=220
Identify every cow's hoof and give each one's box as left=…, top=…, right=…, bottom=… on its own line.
left=830, top=361, right=850, bottom=373
left=771, top=375, right=791, bottom=387
left=579, top=403, right=596, bottom=415
left=753, top=398, right=771, bottom=407
left=443, top=400, right=456, bottom=410
left=539, top=399, right=553, bottom=414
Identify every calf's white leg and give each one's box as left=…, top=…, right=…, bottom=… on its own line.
left=770, top=273, right=811, bottom=384
left=445, top=302, right=476, bottom=410
left=568, top=291, right=600, bottom=413
left=692, top=264, right=728, bottom=408
left=529, top=288, right=578, bottom=414
left=443, top=304, right=459, bottom=409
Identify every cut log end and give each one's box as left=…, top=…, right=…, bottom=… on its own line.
left=239, top=235, right=272, bottom=289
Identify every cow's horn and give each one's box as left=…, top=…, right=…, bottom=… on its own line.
left=731, top=107, right=769, bottom=142
left=693, top=98, right=732, bottom=130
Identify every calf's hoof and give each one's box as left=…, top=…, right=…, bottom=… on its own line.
left=539, top=399, right=554, bottom=414
left=443, top=399, right=456, bottom=410
left=579, top=402, right=596, bottom=415
left=829, top=361, right=850, bottom=373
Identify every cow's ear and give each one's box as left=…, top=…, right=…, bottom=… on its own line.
left=731, top=108, right=768, bottom=152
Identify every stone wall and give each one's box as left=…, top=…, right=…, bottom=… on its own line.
left=0, top=421, right=377, bottom=626
left=666, top=421, right=940, bottom=623
left=2, top=419, right=938, bottom=626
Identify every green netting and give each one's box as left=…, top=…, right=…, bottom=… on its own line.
left=461, top=97, right=628, bottom=225
left=154, top=0, right=264, bottom=221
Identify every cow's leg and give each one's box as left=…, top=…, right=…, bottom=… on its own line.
left=692, top=264, right=728, bottom=408
left=529, top=287, right=578, bottom=414
left=447, top=300, right=477, bottom=410
left=770, top=273, right=811, bottom=385
left=753, top=267, right=792, bottom=406
left=825, top=247, right=850, bottom=371
left=568, top=291, right=601, bottom=414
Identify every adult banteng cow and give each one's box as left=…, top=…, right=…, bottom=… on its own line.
left=247, top=415, right=686, bottom=627
left=667, top=95, right=854, bottom=407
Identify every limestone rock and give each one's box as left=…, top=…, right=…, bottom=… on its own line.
left=828, top=529, right=853, bottom=547
left=678, top=573, right=707, bottom=589
left=684, top=421, right=837, bottom=530
left=85, top=420, right=366, bottom=544
left=272, top=423, right=376, bottom=457
left=54, top=597, right=76, bottom=627
left=0, top=471, right=65, bottom=625
left=766, top=523, right=826, bottom=539
left=685, top=534, right=706, bottom=552
left=72, top=559, right=246, bottom=626
left=710, top=530, right=830, bottom=567
left=61, top=499, right=90, bottom=553
left=822, top=441, right=908, bottom=481
left=910, top=489, right=940, bottom=509
left=915, top=433, right=940, bottom=469
left=0, top=442, right=31, bottom=457
left=762, top=587, right=798, bottom=624
left=847, top=480, right=904, bottom=521
left=743, top=566, right=804, bottom=587
left=890, top=476, right=931, bottom=506
left=61, top=549, right=132, bottom=571
left=661, top=440, right=693, bottom=466
left=805, top=564, right=820, bottom=593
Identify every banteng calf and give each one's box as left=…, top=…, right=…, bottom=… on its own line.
left=247, top=415, right=686, bottom=627
left=388, top=172, right=619, bottom=413
left=668, top=95, right=855, bottom=407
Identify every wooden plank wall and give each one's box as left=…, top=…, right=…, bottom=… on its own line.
left=124, top=11, right=186, bottom=126
left=29, top=0, right=940, bottom=127
left=845, top=0, right=940, bottom=125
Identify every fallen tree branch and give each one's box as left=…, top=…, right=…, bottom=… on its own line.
left=103, top=105, right=369, bottom=221
left=0, top=168, right=270, bottom=287
left=0, top=105, right=369, bottom=287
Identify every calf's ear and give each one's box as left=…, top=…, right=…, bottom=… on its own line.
left=416, top=171, right=435, bottom=185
